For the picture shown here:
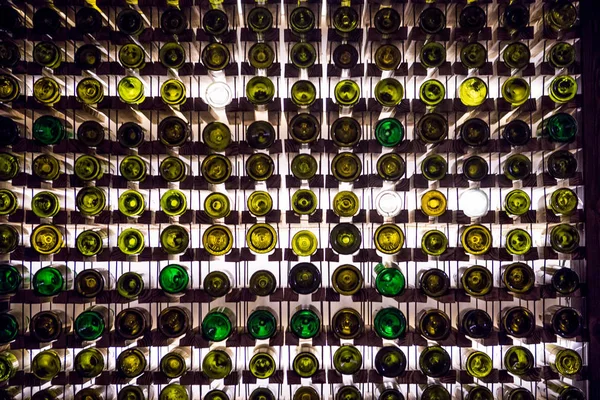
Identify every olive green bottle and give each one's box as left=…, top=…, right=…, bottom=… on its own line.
left=546, top=344, right=582, bottom=377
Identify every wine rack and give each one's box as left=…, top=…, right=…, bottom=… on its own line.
left=0, top=0, right=595, bottom=400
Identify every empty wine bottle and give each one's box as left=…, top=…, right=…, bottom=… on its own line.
left=290, top=80, right=317, bottom=107
left=289, top=263, right=321, bottom=294
left=462, top=349, right=493, bottom=378
left=503, top=42, right=530, bottom=70
left=0, top=41, right=20, bottom=69
left=289, top=113, right=320, bottom=143
left=330, top=223, right=361, bottom=255
left=247, top=191, right=273, bottom=217
left=249, top=270, right=277, bottom=297
left=76, top=77, right=104, bottom=104
left=33, top=76, right=61, bottom=105
left=204, top=193, right=230, bottom=220
left=203, top=270, right=232, bottom=297
left=504, top=345, right=534, bottom=376
left=374, top=78, right=404, bottom=108
left=543, top=266, right=579, bottom=295
left=246, top=153, right=275, bottom=181
left=76, top=187, right=106, bottom=217
left=460, top=118, right=489, bottom=147
left=0, top=154, right=20, bottom=182
left=294, top=387, right=319, bottom=400
left=331, top=117, right=361, bottom=147
left=502, top=2, right=530, bottom=33
left=0, top=350, right=26, bottom=383
left=418, top=308, right=451, bottom=341
left=461, top=265, right=492, bottom=296
left=331, top=308, right=364, bottom=340
left=331, top=152, right=361, bottom=182
left=501, top=76, right=530, bottom=106
left=459, top=77, right=488, bottom=106
left=201, top=43, right=229, bottom=71
left=202, top=348, right=232, bottom=379
left=32, top=349, right=70, bottom=381
left=505, top=228, right=532, bottom=255
left=0, top=264, right=27, bottom=296
left=161, top=7, right=187, bottom=35
left=0, top=311, right=26, bottom=344
left=33, top=265, right=72, bottom=297
left=33, top=42, right=61, bottom=69
left=419, top=7, right=445, bottom=34
left=160, top=78, right=186, bottom=106
left=117, top=228, right=145, bottom=255
left=32, top=386, right=72, bottom=400
left=0, top=74, right=19, bottom=103
left=160, top=225, right=189, bottom=254
left=30, top=310, right=71, bottom=343
left=502, top=306, right=535, bottom=338
left=74, top=348, right=106, bottom=378
left=419, top=346, right=450, bottom=378
left=247, top=6, right=273, bottom=34
left=332, top=191, right=359, bottom=217
left=545, top=305, right=583, bottom=338
left=375, top=346, right=406, bottom=378
left=289, top=6, right=315, bottom=36
left=546, top=344, right=582, bottom=377
left=459, top=4, right=486, bottom=33
left=159, top=157, right=186, bottom=183
left=332, top=264, right=363, bottom=296
left=333, top=345, right=362, bottom=375
left=160, top=347, right=190, bottom=379
left=459, top=309, right=493, bottom=339
left=117, top=9, right=145, bottom=36
left=461, top=42, right=487, bottom=69
left=117, top=348, right=147, bottom=378
left=247, top=307, right=278, bottom=340
left=419, top=385, right=449, bottom=400
left=293, top=347, right=319, bottom=378
left=0, top=224, right=18, bottom=255
left=202, top=307, right=235, bottom=342
left=333, top=44, right=359, bottom=70
left=374, top=224, right=405, bottom=255
left=75, top=305, right=113, bottom=341
left=118, top=190, right=146, bottom=218
left=117, top=272, right=146, bottom=300
left=503, top=119, right=531, bottom=146
left=374, top=262, right=405, bottom=297
left=419, top=79, right=445, bottom=107
left=416, top=113, right=448, bottom=144
left=290, top=42, right=316, bottom=70
left=246, top=223, right=277, bottom=254
left=374, top=44, right=401, bottom=71
left=545, top=1, right=577, bottom=33
left=75, top=268, right=111, bottom=297
left=548, top=188, right=578, bottom=218
left=159, top=264, right=189, bottom=297
left=248, top=43, right=275, bottom=69
left=420, top=42, right=446, bottom=69
left=203, top=9, right=229, bottom=36
left=419, top=269, right=450, bottom=298
left=499, top=386, right=534, bottom=400
left=548, top=42, right=576, bottom=69
left=549, top=223, right=580, bottom=254
left=537, top=381, right=585, bottom=400
left=115, top=307, right=152, bottom=340
left=373, top=307, right=406, bottom=340
left=292, top=189, right=317, bottom=215
left=375, top=118, right=404, bottom=147
left=158, top=116, right=190, bottom=147
left=0, top=189, right=17, bottom=216
left=333, top=6, right=359, bottom=35
left=246, top=120, right=275, bottom=149
left=76, top=6, right=102, bottom=35
left=119, top=43, right=146, bottom=69
left=158, top=306, right=191, bottom=339
left=118, top=76, right=145, bottom=105
left=249, top=346, right=277, bottom=379
left=421, top=230, right=448, bottom=256
left=541, top=112, right=578, bottom=143
left=548, top=149, right=578, bottom=180
left=290, top=306, right=321, bottom=339
left=250, top=388, right=275, bottom=400
left=374, top=7, right=400, bottom=36
left=334, top=79, right=360, bottom=107
left=421, top=155, right=447, bottom=181
left=118, top=386, right=153, bottom=400
left=75, top=386, right=114, bottom=400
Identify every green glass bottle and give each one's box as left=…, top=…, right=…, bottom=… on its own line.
left=248, top=43, right=275, bottom=69
left=202, top=349, right=232, bottom=379
left=419, top=269, right=450, bottom=298
left=160, top=225, right=189, bottom=254
left=374, top=224, right=405, bottom=255
left=293, top=347, right=319, bottom=378
left=246, top=76, right=275, bottom=105
left=420, top=385, right=450, bottom=400
left=249, top=346, right=277, bottom=379
left=289, top=113, right=320, bottom=143
left=290, top=80, right=317, bottom=107
left=159, top=116, right=189, bottom=147
left=421, top=230, right=448, bottom=256
left=0, top=189, right=17, bottom=216
left=247, top=307, right=277, bottom=340
left=502, top=2, right=530, bottom=33
left=332, top=264, right=363, bottom=296
left=159, top=42, right=186, bottom=70
left=119, top=43, right=146, bottom=70
left=419, top=79, right=445, bottom=107
left=0, top=41, right=20, bottom=69
left=375, top=346, right=406, bottom=378
left=549, top=223, right=580, bottom=254
left=0, top=153, right=19, bottom=182
left=333, top=44, right=359, bottom=70
left=374, top=7, right=400, bottom=35
left=118, top=76, right=145, bottom=105
left=462, top=265, right=492, bottom=296
left=30, top=310, right=70, bottom=343
left=459, top=309, right=493, bottom=339
left=545, top=305, right=583, bottom=338
left=118, top=228, right=145, bottom=255
left=502, top=306, right=535, bottom=338
left=542, top=112, right=577, bottom=143
left=546, top=344, right=582, bottom=377
left=548, top=150, right=577, bottom=180
left=246, top=153, right=275, bottom=181
left=419, top=7, right=446, bottom=34
left=548, top=188, right=577, bottom=217
left=74, top=155, right=105, bottom=181
left=201, top=307, right=236, bottom=342
left=463, top=155, right=489, bottom=181
left=75, top=386, right=115, bottom=400
left=416, top=113, right=448, bottom=144
left=548, top=42, right=576, bottom=69
left=289, top=263, right=321, bottom=294
left=117, top=348, right=147, bottom=378
left=421, top=155, right=447, bottom=181
left=503, top=262, right=535, bottom=293
left=247, top=191, right=273, bottom=217
left=374, top=44, right=401, bottom=71
left=0, top=74, right=19, bottom=103
left=158, top=306, right=191, bottom=338
left=120, top=155, right=147, bottom=182
left=32, top=265, right=71, bottom=297
left=76, top=187, right=106, bottom=217
left=331, top=308, right=364, bottom=340
left=117, top=8, right=145, bottom=35
left=118, top=190, right=146, bottom=218
left=330, top=223, right=361, bottom=255
left=502, top=77, right=530, bottom=106
left=538, top=381, right=585, bottom=400
left=76, top=77, right=104, bottom=105
left=374, top=78, right=404, bottom=107
left=160, top=348, right=190, bottom=379
left=115, top=307, right=152, bottom=340
left=331, top=117, right=361, bottom=147
left=503, top=119, right=531, bottom=146
left=75, top=268, right=110, bottom=298
left=332, top=191, right=359, bottom=217
left=334, top=79, right=361, bottom=107
left=0, top=350, right=25, bottom=383
left=460, top=118, right=489, bottom=147
left=117, top=272, right=146, bottom=300
left=203, top=121, right=231, bottom=152
left=459, top=77, right=488, bottom=107
left=31, top=191, right=59, bottom=218
left=545, top=0, right=577, bottom=33
left=75, top=305, right=113, bottom=341
left=202, top=154, right=232, bottom=184
left=290, top=42, right=316, bottom=69
left=249, top=270, right=277, bottom=297
left=160, top=78, right=186, bottom=106
left=504, top=345, right=534, bottom=376
left=32, top=154, right=61, bottom=181
left=204, top=193, right=230, bottom=219
left=331, top=152, right=361, bottom=182
left=33, top=42, right=61, bottom=69
left=333, top=6, right=359, bottom=35
left=202, top=43, right=230, bottom=71
left=75, top=348, right=106, bottom=378
left=459, top=4, right=486, bottom=33
left=33, top=116, right=65, bottom=146
left=247, top=6, right=273, bottom=34
left=464, top=349, right=493, bottom=378
left=33, top=78, right=61, bottom=105
left=375, top=118, right=404, bottom=147
left=159, top=264, right=189, bottom=296
left=161, top=7, right=187, bottom=35
left=505, top=228, right=532, bottom=255
left=118, top=122, right=145, bottom=148
left=373, top=307, right=406, bottom=340
left=0, top=224, right=18, bottom=255
left=32, top=349, right=66, bottom=381
left=333, top=345, right=362, bottom=375
left=203, top=9, right=229, bottom=36
left=0, top=312, right=24, bottom=344
left=419, top=346, right=451, bottom=378
left=504, top=189, right=531, bottom=216
left=420, top=42, right=446, bottom=69
left=118, top=386, right=152, bottom=400
left=0, top=264, right=27, bottom=296
left=203, top=270, right=232, bottom=298
left=418, top=308, right=451, bottom=341
left=290, top=306, right=321, bottom=339
left=246, top=120, right=275, bottom=149
left=461, top=42, right=487, bottom=69
left=75, top=7, right=102, bottom=34
left=292, top=189, right=318, bottom=215
left=374, top=263, right=405, bottom=297
left=503, top=42, right=530, bottom=70
left=246, top=223, right=278, bottom=254
left=159, top=156, right=186, bottom=182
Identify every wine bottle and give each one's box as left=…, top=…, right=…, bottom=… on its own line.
left=543, top=266, right=579, bottom=295
left=291, top=80, right=317, bottom=107
left=501, top=77, right=530, bottom=106
left=291, top=229, right=318, bottom=256
left=32, top=264, right=71, bottom=297
left=503, top=119, right=531, bottom=146
left=204, top=193, right=230, bottom=219
left=419, top=7, right=446, bottom=35
left=459, top=309, right=493, bottom=339
left=548, top=150, right=578, bottom=179
left=374, top=224, right=404, bottom=255
left=75, top=7, right=102, bottom=35
left=332, top=44, right=359, bottom=70
left=248, top=270, right=277, bottom=297
left=502, top=306, right=535, bottom=338
left=332, top=264, right=363, bottom=296
left=32, top=154, right=61, bottom=181
left=159, top=264, right=189, bottom=297
left=32, top=349, right=70, bottom=381
left=459, top=4, right=486, bottom=33
left=503, top=42, right=531, bottom=70
left=161, top=6, right=187, bottom=35
left=418, top=308, right=451, bottom=341
left=421, top=190, right=447, bottom=217
left=421, top=230, right=448, bottom=256
left=419, top=346, right=450, bottom=378
left=246, top=153, right=275, bottom=181
left=203, top=270, right=232, bottom=298
left=160, top=347, right=191, bottom=379
left=331, top=117, right=361, bottom=147
left=420, top=42, right=446, bottom=69
left=461, top=42, right=487, bottom=69
left=201, top=307, right=235, bottom=342
left=289, top=113, right=320, bottom=143
left=374, top=44, right=401, bottom=71
left=290, top=6, right=315, bottom=36
left=504, top=189, right=531, bottom=217
left=0, top=74, right=19, bottom=103
left=463, top=155, right=488, bottom=181
left=288, top=262, right=321, bottom=294
left=503, top=262, right=534, bottom=293
left=160, top=225, right=190, bottom=255
left=247, top=6, right=273, bottom=34
left=462, top=349, right=493, bottom=378
left=33, top=42, right=61, bottom=69
left=330, top=223, right=361, bottom=255
left=419, top=79, right=445, bottom=107
left=331, top=152, right=361, bottom=182
left=118, top=76, right=145, bottom=105
left=504, top=345, right=534, bottom=376
left=247, top=191, right=273, bottom=217
left=461, top=386, right=493, bottom=400
left=77, top=121, right=105, bottom=147
left=201, top=43, right=230, bottom=71
left=249, top=346, right=277, bottom=379
left=544, top=305, right=583, bottom=338
left=416, top=113, right=448, bottom=144
left=537, top=381, right=585, bottom=400
left=30, top=310, right=71, bottom=343
left=290, top=42, right=316, bottom=69
left=333, top=7, right=359, bottom=35
left=117, top=228, right=145, bottom=255
left=118, top=190, right=146, bottom=218
left=158, top=116, right=190, bottom=147
left=333, top=345, right=362, bottom=375
left=290, top=306, right=321, bottom=339
left=292, top=189, right=317, bottom=215
left=294, top=387, right=319, bottom=400
left=32, top=386, right=72, bottom=400
left=160, top=78, right=186, bottom=106
left=548, top=42, right=576, bottom=69
left=374, top=307, right=406, bottom=340
left=118, top=386, right=153, bottom=400
left=461, top=265, right=492, bottom=296
left=159, top=157, right=186, bottom=182
left=31, top=191, right=59, bottom=218
left=0, top=224, right=18, bottom=254
left=0, top=189, right=17, bottom=216
left=374, top=78, right=404, bottom=108
left=0, top=264, right=28, bottom=296
left=202, top=348, right=232, bottom=379
left=375, top=118, right=404, bottom=147
left=158, top=306, right=191, bottom=338
left=546, top=344, right=582, bottom=376
left=117, top=9, right=145, bottom=36
left=293, top=346, right=319, bottom=378
left=76, top=187, right=106, bottom=217
left=246, top=223, right=277, bottom=253
left=74, top=268, right=111, bottom=297
left=332, top=191, right=359, bottom=217
left=119, top=43, right=146, bottom=69
left=502, top=2, right=530, bottom=34
left=0, top=41, right=20, bottom=68
left=545, top=0, right=577, bottom=33
left=248, top=43, right=275, bottom=69
left=549, top=223, right=580, bottom=253
left=374, top=346, right=406, bottom=378
left=0, top=311, right=26, bottom=345
left=119, top=155, right=146, bottom=182
left=374, top=7, right=400, bottom=36
left=74, top=348, right=107, bottom=378
left=33, top=77, right=61, bottom=105
left=246, top=120, right=275, bottom=149
left=117, top=348, right=147, bottom=378
left=76, top=77, right=104, bottom=104
left=247, top=307, right=278, bottom=340
left=419, top=269, right=449, bottom=298
left=250, top=389, right=275, bottom=400
left=75, top=305, right=113, bottom=341
left=118, top=122, right=145, bottom=148
left=246, top=76, right=275, bottom=105
left=421, top=155, right=447, bottom=181
left=75, top=386, right=114, bottom=400
left=459, top=77, right=488, bottom=106
left=541, top=112, right=578, bottom=142
left=203, top=9, right=228, bottom=36
left=505, top=228, right=532, bottom=255
left=117, top=271, right=146, bottom=300
left=331, top=308, right=364, bottom=340
left=460, top=118, right=489, bottom=147
left=374, top=262, right=405, bottom=297
left=115, top=307, right=152, bottom=340
left=499, top=386, right=534, bottom=400
left=334, top=79, right=360, bottom=107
